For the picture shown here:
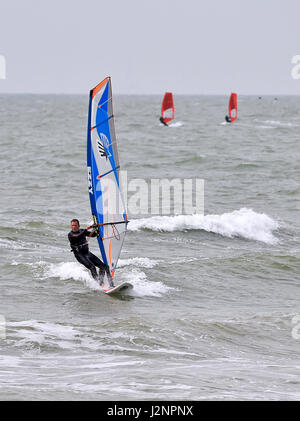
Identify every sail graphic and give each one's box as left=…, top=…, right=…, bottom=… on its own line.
left=87, top=77, right=127, bottom=281
left=161, top=92, right=175, bottom=124
left=228, top=92, right=238, bottom=122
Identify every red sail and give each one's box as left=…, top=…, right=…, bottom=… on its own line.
left=161, top=92, right=175, bottom=124
left=229, top=93, right=238, bottom=122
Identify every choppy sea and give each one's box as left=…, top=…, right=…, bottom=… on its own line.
left=0, top=93, right=299, bottom=401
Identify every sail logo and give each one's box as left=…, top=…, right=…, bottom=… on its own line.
left=87, top=166, right=93, bottom=194
left=98, top=133, right=111, bottom=159
left=291, top=55, right=300, bottom=80
left=0, top=55, right=6, bottom=79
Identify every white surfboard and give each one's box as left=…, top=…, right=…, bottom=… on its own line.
left=102, top=282, right=133, bottom=295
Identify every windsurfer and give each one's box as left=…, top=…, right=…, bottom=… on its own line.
left=225, top=115, right=232, bottom=123
left=68, top=219, right=113, bottom=286
left=159, top=116, right=168, bottom=126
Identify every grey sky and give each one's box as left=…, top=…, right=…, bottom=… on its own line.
left=0, top=0, right=300, bottom=94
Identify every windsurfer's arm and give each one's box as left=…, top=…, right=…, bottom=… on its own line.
left=85, top=228, right=97, bottom=238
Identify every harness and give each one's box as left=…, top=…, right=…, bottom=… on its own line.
left=70, top=242, right=89, bottom=253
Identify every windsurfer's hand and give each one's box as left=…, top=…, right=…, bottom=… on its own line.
left=87, top=224, right=98, bottom=230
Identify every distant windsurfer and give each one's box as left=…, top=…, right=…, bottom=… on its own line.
left=159, top=116, right=168, bottom=126
left=68, top=219, right=114, bottom=287
left=225, top=115, right=232, bottom=123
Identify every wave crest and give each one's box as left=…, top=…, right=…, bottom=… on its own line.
left=128, top=208, right=279, bottom=244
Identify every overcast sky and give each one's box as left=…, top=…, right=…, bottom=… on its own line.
left=0, top=0, right=300, bottom=95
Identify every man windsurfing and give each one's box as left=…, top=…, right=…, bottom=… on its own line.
left=68, top=219, right=114, bottom=287
left=159, top=116, right=168, bottom=126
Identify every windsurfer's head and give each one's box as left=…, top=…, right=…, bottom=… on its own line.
left=71, top=219, right=80, bottom=232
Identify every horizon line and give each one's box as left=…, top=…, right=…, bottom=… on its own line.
left=0, top=91, right=299, bottom=96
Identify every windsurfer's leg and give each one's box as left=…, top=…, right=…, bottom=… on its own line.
left=88, top=253, right=107, bottom=274
left=98, top=266, right=105, bottom=285
left=105, top=266, right=114, bottom=288
left=88, top=253, right=112, bottom=285
left=88, top=252, right=106, bottom=269
left=74, top=252, right=98, bottom=280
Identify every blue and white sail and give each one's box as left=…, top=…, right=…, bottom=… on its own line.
left=87, top=77, right=127, bottom=281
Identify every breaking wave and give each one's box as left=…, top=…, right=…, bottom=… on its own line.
left=128, top=208, right=279, bottom=245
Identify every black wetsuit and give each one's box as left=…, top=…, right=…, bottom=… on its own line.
left=68, top=228, right=108, bottom=281
left=159, top=116, right=168, bottom=126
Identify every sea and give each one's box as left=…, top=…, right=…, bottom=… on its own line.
left=0, top=93, right=299, bottom=401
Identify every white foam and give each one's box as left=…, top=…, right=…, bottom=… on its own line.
left=128, top=208, right=279, bottom=245
left=118, top=257, right=160, bottom=268
left=40, top=261, right=172, bottom=296
left=7, top=320, right=82, bottom=350
left=0, top=238, right=61, bottom=252
left=254, top=119, right=300, bottom=128
left=122, top=268, right=175, bottom=297
left=45, top=261, right=100, bottom=291
left=169, top=121, right=184, bottom=127
left=17, top=258, right=172, bottom=296
left=0, top=238, right=32, bottom=250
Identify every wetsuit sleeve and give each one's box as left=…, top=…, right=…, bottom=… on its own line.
left=84, top=229, right=97, bottom=238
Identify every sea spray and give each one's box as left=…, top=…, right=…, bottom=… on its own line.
left=128, top=208, right=279, bottom=245
left=122, top=268, right=175, bottom=297
left=118, top=257, right=160, bottom=268
left=46, top=261, right=100, bottom=290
